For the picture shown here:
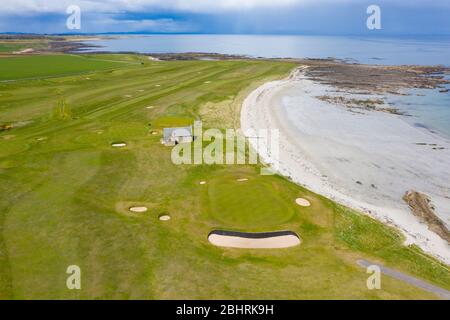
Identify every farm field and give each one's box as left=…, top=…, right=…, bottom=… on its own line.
left=0, top=54, right=449, bottom=299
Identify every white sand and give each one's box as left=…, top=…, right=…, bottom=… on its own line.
left=241, top=68, right=450, bottom=264
left=13, top=48, right=34, bottom=54
left=208, top=234, right=301, bottom=249
left=296, top=198, right=311, bottom=207
left=112, top=143, right=127, bottom=148
left=237, top=178, right=249, bottom=182
left=129, top=206, right=148, bottom=213
left=200, top=181, right=207, bottom=185
left=159, top=215, right=171, bottom=221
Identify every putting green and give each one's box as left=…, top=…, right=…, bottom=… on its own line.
left=207, top=175, right=295, bottom=228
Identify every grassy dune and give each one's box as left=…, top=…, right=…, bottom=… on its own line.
left=0, top=40, right=49, bottom=54
left=0, top=54, right=449, bottom=299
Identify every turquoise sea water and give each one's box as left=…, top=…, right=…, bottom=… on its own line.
left=389, top=76, right=450, bottom=138
left=83, top=34, right=450, bottom=137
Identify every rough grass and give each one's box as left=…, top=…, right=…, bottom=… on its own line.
left=0, top=54, right=448, bottom=299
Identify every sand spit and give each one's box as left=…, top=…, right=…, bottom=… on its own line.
left=208, top=230, right=301, bottom=249
left=241, top=65, right=450, bottom=264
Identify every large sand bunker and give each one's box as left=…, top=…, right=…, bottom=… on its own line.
left=208, top=230, right=301, bottom=249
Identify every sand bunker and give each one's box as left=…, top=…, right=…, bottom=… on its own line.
left=151, top=131, right=159, bottom=135
left=295, top=198, right=311, bottom=207
left=111, top=142, right=127, bottom=148
left=146, top=106, right=155, bottom=109
left=237, top=178, right=249, bottom=182
left=13, top=48, right=34, bottom=54
left=129, top=206, right=148, bottom=213
left=159, top=214, right=171, bottom=221
left=199, top=181, right=207, bottom=185
left=208, top=230, right=301, bottom=249
left=204, top=81, right=212, bottom=84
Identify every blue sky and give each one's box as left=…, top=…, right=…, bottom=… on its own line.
left=0, top=0, right=450, bottom=35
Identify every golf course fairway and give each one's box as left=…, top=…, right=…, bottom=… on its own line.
left=0, top=54, right=449, bottom=299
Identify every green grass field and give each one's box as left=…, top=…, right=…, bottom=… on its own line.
left=0, top=54, right=137, bottom=81
left=0, top=39, right=50, bottom=54
left=0, top=43, right=25, bottom=53
left=0, top=54, right=449, bottom=299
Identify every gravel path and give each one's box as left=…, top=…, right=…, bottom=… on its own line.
left=357, top=259, right=450, bottom=299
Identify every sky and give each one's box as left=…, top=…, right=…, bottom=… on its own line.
left=0, top=0, right=450, bottom=35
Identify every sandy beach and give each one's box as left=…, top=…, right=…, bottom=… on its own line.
left=241, top=67, right=450, bottom=264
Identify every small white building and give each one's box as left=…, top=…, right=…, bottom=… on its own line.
left=161, top=126, right=193, bottom=146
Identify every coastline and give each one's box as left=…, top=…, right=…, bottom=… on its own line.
left=241, top=66, right=450, bottom=264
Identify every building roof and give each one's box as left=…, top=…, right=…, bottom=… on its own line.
left=163, top=126, right=192, bottom=141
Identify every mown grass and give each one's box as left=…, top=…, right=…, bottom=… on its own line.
left=0, top=54, right=448, bottom=299
left=0, top=54, right=136, bottom=81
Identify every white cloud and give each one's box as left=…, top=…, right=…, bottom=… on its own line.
left=0, top=0, right=448, bottom=16
left=0, top=0, right=326, bottom=15
left=91, top=16, right=193, bottom=32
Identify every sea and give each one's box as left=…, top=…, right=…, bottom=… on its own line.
left=82, top=34, right=450, bottom=137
